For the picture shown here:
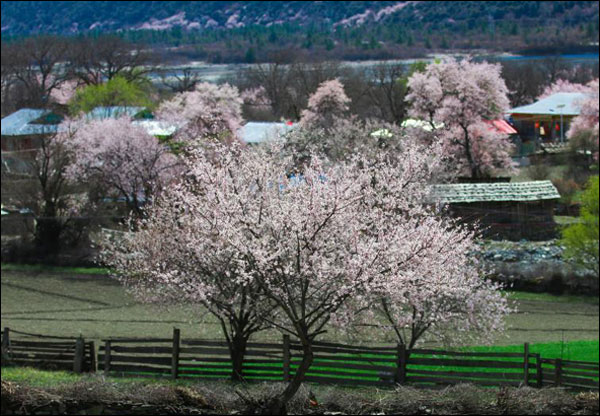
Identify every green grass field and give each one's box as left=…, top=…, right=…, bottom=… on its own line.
left=1, top=264, right=598, bottom=349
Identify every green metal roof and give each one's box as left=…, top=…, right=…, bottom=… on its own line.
left=429, top=180, right=560, bottom=203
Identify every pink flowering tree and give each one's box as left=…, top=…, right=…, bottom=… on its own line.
left=100, top=147, right=276, bottom=381
left=67, top=117, right=179, bottom=216
left=567, top=79, right=599, bottom=162
left=156, top=82, right=244, bottom=145
left=300, top=79, right=351, bottom=130
left=538, top=79, right=593, bottom=99
left=103, top=140, right=508, bottom=413
left=407, top=58, right=515, bottom=179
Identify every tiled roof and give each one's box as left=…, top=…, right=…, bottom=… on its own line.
left=429, top=180, right=560, bottom=203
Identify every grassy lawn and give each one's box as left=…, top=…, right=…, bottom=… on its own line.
left=1, top=264, right=598, bottom=349
left=0, top=263, right=109, bottom=275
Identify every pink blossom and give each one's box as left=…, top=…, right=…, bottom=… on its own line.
left=300, top=79, right=351, bottom=130
left=407, top=57, right=515, bottom=179
left=567, top=79, right=599, bottom=160
left=538, top=79, right=594, bottom=100
left=156, top=82, right=244, bottom=144
left=67, top=117, right=179, bottom=214
left=102, top=141, right=508, bottom=406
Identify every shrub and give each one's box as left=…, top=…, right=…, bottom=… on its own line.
left=561, top=176, right=599, bottom=278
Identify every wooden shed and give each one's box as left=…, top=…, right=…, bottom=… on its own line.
left=429, top=180, right=561, bottom=241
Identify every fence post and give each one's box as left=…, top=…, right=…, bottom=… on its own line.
left=73, top=336, right=85, bottom=374
left=395, top=343, right=407, bottom=384
left=171, top=327, right=180, bottom=380
left=104, top=340, right=111, bottom=375
left=523, top=343, right=530, bottom=386
left=554, top=359, right=562, bottom=386
left=283, top=334, right=291, bottom=382
left=1, top=327, right=9, bottom=361
left=535, top=353, right=543, bottom=388
left=89, top=341, right=96, bottom=373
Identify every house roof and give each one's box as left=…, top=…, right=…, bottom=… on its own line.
left=401, top=118, right=444, bottom=131
left=1, top=109, right=59, bottom=136
left=238, top=121, right=295, bottom=144
left=486, top=119, right=517, bottom=134
left=2, top=107, right=180, bottom=140
left=84, top=106, right=146, bottom=120
left=508, top=93, right=587, bottom=117
left=429, top=180, right=560, bottom=204
left=132, top=120, right=178, bottom=137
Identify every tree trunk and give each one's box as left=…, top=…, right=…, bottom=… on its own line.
left=35, top=217, right=62, bottom=256
left=230, top=334, right=248, bottom=382
left=267, top=339, right=313, bottom=415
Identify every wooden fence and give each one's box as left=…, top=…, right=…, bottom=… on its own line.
left=2, top=327, right=598, bottom=390
left=538, top=358, right=600, bottom=390
left=1, top=328, right=95, bottom=373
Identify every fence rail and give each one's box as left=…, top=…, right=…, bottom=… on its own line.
left=1, top=328, right=95, bottom=373
left=2, top=327, right=598, bottom=390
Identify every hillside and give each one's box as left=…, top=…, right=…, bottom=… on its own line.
left=2, top=1, right=599, bottom=62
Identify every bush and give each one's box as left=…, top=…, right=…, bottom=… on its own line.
left=552, top=177, right=581, bottom=212
left=561, top=176, right=599, bottom=278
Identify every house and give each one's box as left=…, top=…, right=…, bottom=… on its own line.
left=507, top=92, right=587, bottom=144
left=1, top=109, right=60, bottom=153
left=1, top=106, right=178, bottom=176
left=1, top=106, right=177, bottom=149
left=429, top=180, right=561, bottom=241
left=237, top=121, right=295, bottom=145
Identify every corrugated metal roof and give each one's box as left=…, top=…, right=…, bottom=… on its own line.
left=508, top=93, right=587, bottom=116
left=429, top=180, right=560, bottom=203
left=238, top=122, right=295, bottom=144
left=487, top=119, right=517, bottom=134
left=85, top=106, right=145, bottom=120
left=1, top=109, right=58, bottom=136
left=132, top=120, right=178, bottom=137
left=401, top=118, right=444, bottom=131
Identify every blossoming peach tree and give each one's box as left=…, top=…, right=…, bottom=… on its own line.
left=67, top=117, right=179, bottom=216
left=102, top=141, right=509, bottom=414
left=406, top=57, right=515, bottom=179
left=156, top=81, right=244, bottom=145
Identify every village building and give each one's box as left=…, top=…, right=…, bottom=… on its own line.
left=507, top=92, right=587, bottom=145
left=1, top=106, right=178, bottom=175
left=1, top=109, right=60, bottom=152
left=429, top=180, right=561, bottom=241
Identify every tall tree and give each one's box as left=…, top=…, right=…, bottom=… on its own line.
left=567, top=79, right=600, bottom=164
left=407, top=57, right=515, bottom=179
left=69, top=36, right=155, bottom=85
left=104, top=141, right=507, bottom=414
left=156, top=82, right=244, bottom=144
left=300, top=78, right=351, bottom=130
left=2, top=121, right=91, bottom=256
left=68, top=76, right=154, bottom=115
left=67, top=117, right=179, bottom=216
left=2, top=36, right=70, bottom=108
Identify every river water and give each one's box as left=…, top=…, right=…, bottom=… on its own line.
left=152, top=52, right=599, bottom=84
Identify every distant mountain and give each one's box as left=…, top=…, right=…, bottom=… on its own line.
left=1, top=1, right=597, bottom=35
left=2, top=1, right=598, bottom=62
